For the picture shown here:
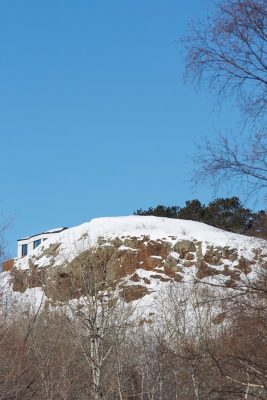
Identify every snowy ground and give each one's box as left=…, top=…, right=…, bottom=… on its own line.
left=1, top=216, right=265, bottom=325
left=15, top=215, right=267, bottom=270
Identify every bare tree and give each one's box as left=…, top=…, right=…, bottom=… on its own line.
left=193, top=132, right=267, bottom=199
left=0, top=298, right=43, bottom=400
left=206, top=286, right=267, bottom=399
left=183, top=0, right=267, bottom=120
left=63, top=247, right=134, bottom=400
left=182, top=0, right=267, bottom=198
left=0, top=219, right=9, bottom=268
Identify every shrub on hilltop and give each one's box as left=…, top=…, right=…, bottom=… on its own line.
left=134, top=196, right=265, bottom=237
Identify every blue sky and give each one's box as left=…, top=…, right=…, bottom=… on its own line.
left=0, top=0, right=249, bottom=256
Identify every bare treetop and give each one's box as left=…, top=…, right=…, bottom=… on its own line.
left=183, top=0, right=267, bottom=120
left=192, top=132, right=267, bottom=199
left=182, top=1, right=267, bottom=200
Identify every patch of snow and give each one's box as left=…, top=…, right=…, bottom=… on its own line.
left=15, top=215, right=267, bottom=272
left=45, top=227, right=66, bottom=233
left=118, top=245, right=138, bottom=252
left=169, top=251, right=180, bottom=260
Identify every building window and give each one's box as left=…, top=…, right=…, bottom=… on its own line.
left=33, top=239, right=41, bottom=249
left=22, top=244, right=28, bottom=257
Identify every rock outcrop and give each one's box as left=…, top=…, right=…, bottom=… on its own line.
left=10, top=231, right=266, bottom=304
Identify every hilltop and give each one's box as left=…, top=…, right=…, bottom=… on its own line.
left=3, top=215, right=265, bottom=312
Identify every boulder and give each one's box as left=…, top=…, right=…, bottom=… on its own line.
left=173, top=240, right=196, bottom=257
left=120, top=285, right=149, bottom=302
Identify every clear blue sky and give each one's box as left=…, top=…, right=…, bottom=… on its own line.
left=0, top=0, right=249, bottom=257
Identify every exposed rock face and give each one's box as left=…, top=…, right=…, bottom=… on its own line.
left=9, top=234, right=265, bottom=304
left=2, top=259, right=14, bottom=272
left=173, top=240, right=196, bottom=257
left=121, top=285, right=150, bottom=303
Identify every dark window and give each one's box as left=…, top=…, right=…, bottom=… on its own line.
left=22, top=244, right=28, bottom=257
left=33, top=239, right=41, bottom=249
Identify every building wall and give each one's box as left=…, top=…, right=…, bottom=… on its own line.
left=17, top=232, right=58, bottom=258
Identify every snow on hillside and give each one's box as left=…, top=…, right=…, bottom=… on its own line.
left=15, top=215, right=267, bottom=271
left=2, top=215, right=266, bottom=324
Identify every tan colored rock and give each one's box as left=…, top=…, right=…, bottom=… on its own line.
left=143, top=277, right=151, bottom=284
left=235, top=256, right=253, bottom=275
left=164, top=254, right=181, bottom=276
left=173, top=240, right=196, bottom=257
left=174, top=273, right=183, bottom=282
left=223, top=265, right=242, bottom=282
left=9, top=234, right=263, bottom=304
left=185, top=252, right=195, bottom=261
left=196, top=260, right=221, bottom=279
left=11, top=268, right=29, bottom=293
left=229, top=269, right=241, bottom=281
left=129, top=272, right=141, bottom=282
left=212, top=312, right=226, bottom=325
left=150, top=274, right=171, bottom=282
left=147, top=256, right=162, bottom=269
left=223, top=247, right=238, bottom=261
left=183, top=260, right=194, bottom=268
left=204, top=246, right=223, bottom=265
left=120, top=285, right=149, bottom=302
left=33, top=242, right=61, bottom=263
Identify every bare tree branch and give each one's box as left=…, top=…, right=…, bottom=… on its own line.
left=182, top=0, right=267, bottom=120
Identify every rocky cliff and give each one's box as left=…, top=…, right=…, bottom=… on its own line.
left=6, top=216, right=267, bottom=309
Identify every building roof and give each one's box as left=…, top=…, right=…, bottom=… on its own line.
left=17, top=227, right=68, bottom=242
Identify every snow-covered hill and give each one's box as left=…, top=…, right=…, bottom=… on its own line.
left=15, top=215, right=267, bottom=271
left=0, top=216, right=261, bottom=313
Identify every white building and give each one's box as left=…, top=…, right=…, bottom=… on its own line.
left=17, top=227, right=68, bottom=258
